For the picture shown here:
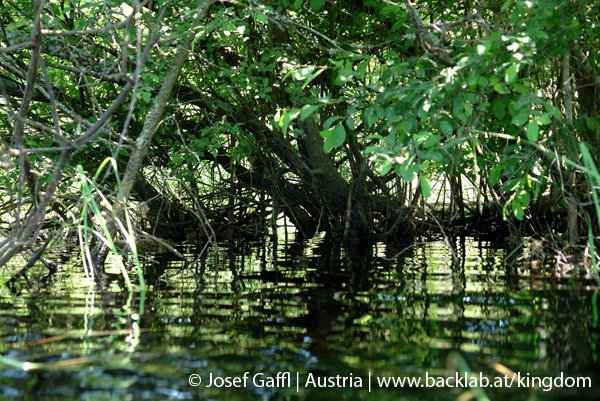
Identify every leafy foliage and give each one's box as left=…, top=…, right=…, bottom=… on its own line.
left=0, top=0, right=599, bottom=274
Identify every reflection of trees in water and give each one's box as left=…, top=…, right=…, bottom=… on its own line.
left=91, top=238, right=599, bottom=373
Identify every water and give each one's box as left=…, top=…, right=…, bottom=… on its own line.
left=0, top=236, right=598, bottom=400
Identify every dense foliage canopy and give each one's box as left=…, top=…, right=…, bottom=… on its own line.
left=0, top=0, right=599, bottom=284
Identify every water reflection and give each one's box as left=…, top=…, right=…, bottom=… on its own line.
left=0, top=236, right=598, bottom=400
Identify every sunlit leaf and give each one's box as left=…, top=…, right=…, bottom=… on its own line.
left=320, top=128, right=333, bottom=137
left=380, top=161, right=392, bottom=176
left=279, top=109, right=301, bottom=135
left=6, top=21, right=26, bottom=30
left=300, top=105, right=319, bottom=120
left=477, top=41, right=491, bottom=55
left=420, top=175, right=431, bottom=199
left=503, top=178, right=520, bottom=192
left=505, top=64, right=518, bottom=84
left=365, top=145, right=378, bottom=154
left=301, top=68, right=325, bottom=89
left=516, top=189, right=531, bottom=206
left=403, top=165, right=418, bottom=182
left=333, top=69, right=355, bottom=86
left=512, top=199, right=524, bottom=220
left=538, top=113, right=552, bottom=125
left=253, top=13, right=268, bottom=24
left=356, top=60, right=368, bottom=76
left=494, top=83, right=507, bottom=94
left=526, top=121, right=539, bottom=141
left=294, top=67, right=315, bottom=80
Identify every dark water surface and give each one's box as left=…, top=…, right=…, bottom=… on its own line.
left=1, top=236, right=598, bottom=400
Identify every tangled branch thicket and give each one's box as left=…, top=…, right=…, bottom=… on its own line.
left=0, top=0, right=599, bottom=287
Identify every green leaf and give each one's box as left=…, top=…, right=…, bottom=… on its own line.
left=516, top=189, right=531, bottom=206
left=463, top=103, right=473, bottom=117
left=526, top=121, right=539, bottom=141
left=513, top=83, right=528, bottom=96
left=320, top=128, right=333, bottom=137
left=380, top=161, right=392, bottom=176
left=253, top=13, right=268, bottom=24
left=356, top=60, right=368, bottom=76
left=489, top=164, right=503, bottom=187
left=171, top=154, right=184, bottom=165
left=310, top=0, right=325, bottom=11
left=300, top=105, right=319, bottom=120
left=501, top=1, right=514, bottom=11
left=346, top=115, right=355, bottom=131
left=323, top=116, right=342, bottom=130
left=439, top=120, right=453, bottom=135
left=505, top=65, right=518, bottom=84
left=301, top=68, right=325, bottom=89
left=420, top=175, right=431, bottom=199
left=279, top=109, right=301, bottom=135
left=293, top=0, right=303, bottom=9
left=332, top=124, right=346, bottom=148
left=323, top=133, right=335, bottom=153
left=511, top=109, right=529, bottom=126
left=477, top=42, right=491, bottom=55
left=512, top=199, right=524, bottom=220
left=502, top=178, right=520, bottom=192
left=543, top=101, right=561, bottom=118
left=366, top=107, right=380, bottom=127
left=365, top=145, right=378, bottom=154
left=403, top=165, right=419, bottom=182
left=423, top=134, right=442, bottom=148
left=293, top=66, right=315, bottom=80
left=453, top=97, right=465, bottom=121
left=394, top=164, right=403, bottom=176
left=404, top=116, right=417, bottom=132
left=538, top=113, right=552, bottom=125
left=494, top=83, right=508, bottom=94
left=419, top=150, right=443, bottom=162
left=492, top=101, right=505, bottom=120
left=467, top=75, right=478, bottom=88
left=333, top=69, right=355, bottom=86
left=6, top=21, right=26, bottom=31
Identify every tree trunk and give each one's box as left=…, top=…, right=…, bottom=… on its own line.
left=89, top=13, right=201, bottom=280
